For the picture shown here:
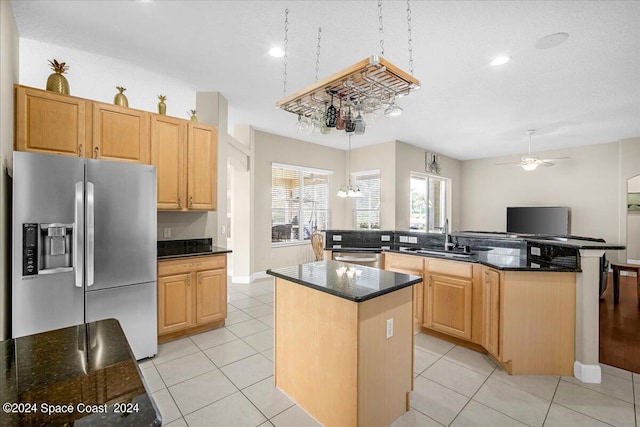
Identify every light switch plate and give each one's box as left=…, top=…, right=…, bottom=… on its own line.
left=333, top=235, right=342, bottom=241
left=399, top=236, right=408, bottom=243
left=531, top=247, right=541, bottom=256
left=381, top=235, right=391, bottom=242
left=408, top=236, right=418, bottom=244
left=163, top=228, right=171, bottom=238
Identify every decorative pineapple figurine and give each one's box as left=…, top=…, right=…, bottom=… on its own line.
left=158, top=95, right=167, bottom=115
left=188, top=109, right=198, bottom=122
left=114, top=86, right=129, bottom=107
left=46, top=59, right=70, bottom=94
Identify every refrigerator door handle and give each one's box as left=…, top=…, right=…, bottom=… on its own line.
left=74, top=181, right=84, bottom=288
left=86, top=182, right=95, bottom=287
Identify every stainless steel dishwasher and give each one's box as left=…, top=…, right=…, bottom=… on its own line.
left=332, top=251, right=382, bottom=268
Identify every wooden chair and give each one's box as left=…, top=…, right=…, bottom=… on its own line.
left=611, top=263, right=640, bottom=308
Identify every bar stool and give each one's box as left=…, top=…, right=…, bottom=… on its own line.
left=611, top=263, right=640, bottom=308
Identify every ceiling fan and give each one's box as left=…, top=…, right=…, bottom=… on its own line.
left=497, top=130, right=570, bottom=171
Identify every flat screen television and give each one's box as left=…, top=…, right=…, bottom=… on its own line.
left=506, top=206, right=571, bottom=236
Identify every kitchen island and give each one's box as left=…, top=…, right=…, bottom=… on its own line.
left=267, top=260, right=422, bottom=427
left=0, top=319, right=161, bottom=426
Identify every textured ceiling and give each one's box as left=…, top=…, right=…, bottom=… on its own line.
left=10, top=0, right=640, bottom=159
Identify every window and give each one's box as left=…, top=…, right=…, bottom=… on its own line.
left=271, top=163, right=331, bottom=245
left=410, top=173, right=448, bottom=232
left=353, top=170, right=381, bottom=229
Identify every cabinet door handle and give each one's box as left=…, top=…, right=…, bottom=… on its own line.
left=189, top=196, right=193, bottom=208
left=178, top=196, right=182, bottom=208
left=93, top=146, right=99, bottom=158
left=187, top=276, right=191, bottom=286
left=78, top=144, right=83, bottom=157
left=428, top=275, right=432, bottom=287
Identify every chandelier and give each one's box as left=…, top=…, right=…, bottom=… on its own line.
left=337, top=135, right=363, bottom=198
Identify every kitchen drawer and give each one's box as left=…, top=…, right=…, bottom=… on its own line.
left=158, top=254, right=226, bottom=276
left=384, top=253, right=424, bottom=275
left=426, top=259, right=472, bottom=278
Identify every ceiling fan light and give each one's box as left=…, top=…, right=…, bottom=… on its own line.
left=521, top=163, right=539, bottom=171
left=337, top=186, right=349, bottom=197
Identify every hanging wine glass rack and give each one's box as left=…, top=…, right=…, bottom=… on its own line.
left=275, top=55, right=420, bottom=118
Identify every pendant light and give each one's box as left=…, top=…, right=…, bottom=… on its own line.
left=337, top=135, right=364, bottom=198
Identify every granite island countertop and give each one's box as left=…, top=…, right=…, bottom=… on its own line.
left=267, top=260, right=422, bottom=302
left=0, top=319, right=161, bottom=426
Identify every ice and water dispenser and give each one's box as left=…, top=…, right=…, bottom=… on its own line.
left=22, top=223, right=74, bottom=276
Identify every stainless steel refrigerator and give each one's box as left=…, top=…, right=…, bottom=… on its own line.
left=12, top=151, right=157, bottom=360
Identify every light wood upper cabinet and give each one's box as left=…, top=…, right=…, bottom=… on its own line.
left=483, top=268, right=501, bottom=359
left=92, top=103, right=150, bottom=163
left=15, top=85, right=89, bottom=157
left=187, top=123, right=217, bottom=210
left=196, top=269, right=227, bottom=324
left=151, top=115, right=186, bottom=209
left=151, top=120, right=217, bottom=211
left=158, top=273, right=193, bottom=335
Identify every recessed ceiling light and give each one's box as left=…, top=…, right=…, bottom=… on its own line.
left=490, top=55, right=511, bottom=66
left=269, top=47, right=285, bottom=58
left=535, top=32, right=569, bottom=49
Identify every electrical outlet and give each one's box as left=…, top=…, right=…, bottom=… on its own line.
left=531, top=246, right=541, bottom=256
left=386, top=318, right=394, bottom=339
left=408, top=236, right=418, bottom=244
left=163, top=227, right=171, bottom=238
left=333, top=235, right=342, bottom=241
left=399, top=236, right=408, bottom=243
left=381, top=235, right=391, bottom=242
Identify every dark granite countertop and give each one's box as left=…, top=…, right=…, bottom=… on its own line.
left=524, top=238, right=625, bottom=250
left=0, top=319, right=161, bottom=426
left=386, top=249, right=580, bottom=272
left=267, top=260, right=421, bottom=302
left=157, top=238, right=231, bottom=259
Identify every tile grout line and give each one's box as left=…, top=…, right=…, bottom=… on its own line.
left=541, top=375, right=561, bottom=426
left=558, top=376, right=636, bottom=406
left=445, top=362, right=499, bottom=426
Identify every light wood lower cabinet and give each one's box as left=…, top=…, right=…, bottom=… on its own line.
left=157, top=254, right=227, bottom=342
left=383, top=253, right=424, bottom=334
left=425, top=273, right=472, bottom=340
left=482, top=268, right=501, bottom=359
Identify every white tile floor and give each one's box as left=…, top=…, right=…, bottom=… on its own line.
left=139, top=277, right=640, bottom=427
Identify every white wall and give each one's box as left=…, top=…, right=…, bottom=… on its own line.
left=460, top=139, right=640, bottom=261
left=19, top=38, right=196, bottom=118
left=0, top=0, right=19, bottom=340
left=253, top=130, right=347, bottom=273
left=349, top=141, right=396, bottom=229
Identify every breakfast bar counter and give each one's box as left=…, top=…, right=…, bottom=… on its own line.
left=267, top=260, right=421, bottom=427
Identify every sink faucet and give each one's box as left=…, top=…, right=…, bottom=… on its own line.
left=444, top=218, right=455, bottom=251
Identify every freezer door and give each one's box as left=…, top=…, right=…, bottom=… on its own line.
left=12, top=152, right=85, bottom=338
left=86, top=281, right=157, bottom=360
left=86, top=160, right=157, bottom=290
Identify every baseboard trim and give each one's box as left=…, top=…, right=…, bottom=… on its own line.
left=231, top=271, right=270, bottom=284
left=574, top=361, right=601, bottom=383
